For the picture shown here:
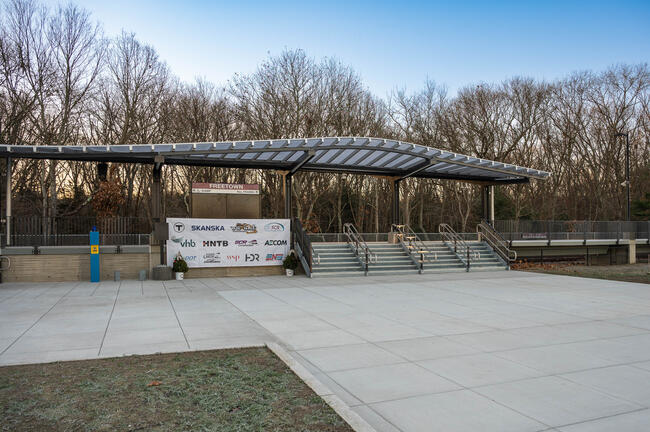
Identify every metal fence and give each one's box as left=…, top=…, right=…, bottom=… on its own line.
left=307, top=232, right=479, bottom=243
left=493, top=220, right=650, bottom=242
left=4, top=216, right=152, bottom=246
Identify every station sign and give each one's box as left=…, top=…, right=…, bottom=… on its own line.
left=166, top=218, right=290, bottom=268
left=191, top=183, right=259, bottom=195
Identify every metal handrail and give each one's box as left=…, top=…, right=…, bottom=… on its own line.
left=477, top=220, right=517, bottom=266
left=343, top=223, right=374, bottom=275
left=391, top=224, right=436, bottom=273
left=291, top=217, right=314, bottom=276
left=438, top=223, right=479, bottom=271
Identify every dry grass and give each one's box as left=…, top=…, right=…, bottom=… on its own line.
left=515, top=261, right=650, bottom=284
left=0, top=347, right=353, bottom=432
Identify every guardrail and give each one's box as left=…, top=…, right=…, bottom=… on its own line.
left=308, top=232, right=479, bottom=243
left=343, top=223, right=375, bottom=276
left=3, top=216, right=152, bottom=246
left=477, top=221, right=516, bottom=268
left=291, top=217, right=313, bottom=277
left=493, top=220, right=650, bottom=244
left=391, top=224, right=435, bottom=273
left=439, top=223, right=477, bottom=271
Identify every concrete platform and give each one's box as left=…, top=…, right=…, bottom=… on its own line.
left=2, top=271, right=650, bottom=431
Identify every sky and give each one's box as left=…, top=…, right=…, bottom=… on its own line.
left=42, top=0, right=650, bottom=97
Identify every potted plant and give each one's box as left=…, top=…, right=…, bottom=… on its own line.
left=172, top=254, right=189, bottom=280
left=282, top=252, right=299, bottom=276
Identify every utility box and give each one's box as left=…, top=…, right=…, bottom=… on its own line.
left=191, top=183, right=260, bottom=219
left=89, top=228, right=100, bottom=282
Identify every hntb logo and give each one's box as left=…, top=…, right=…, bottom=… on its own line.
left=173, top=222, right=185, bottom=233
left=264, top=222, right=285, bottom=232
left=202, top=240, right=228, bottom=247
left=265, top=239, right=287, bottom=246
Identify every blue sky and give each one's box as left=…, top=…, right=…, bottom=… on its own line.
left=43, top=0, right=650, bottom=96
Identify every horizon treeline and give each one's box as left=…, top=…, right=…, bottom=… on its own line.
left=1, top=0, right=649, bottom=233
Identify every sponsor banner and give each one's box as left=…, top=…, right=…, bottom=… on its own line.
left=191, top=183, right=260, bottom=195
left=166, top=218, right=289, bottom=268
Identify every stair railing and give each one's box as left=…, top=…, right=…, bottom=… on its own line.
left=291, top=217, right=314, bottom=277
left=477, top=220, right=516, bottom=269
left=438, top=223, right=480, bottom=272
left=343, top=223, right=374, bottom=276
left=391, top=224, right=435, bottom=274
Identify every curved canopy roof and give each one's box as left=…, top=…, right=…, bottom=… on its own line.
left=0, top=137, right=550, bottom=184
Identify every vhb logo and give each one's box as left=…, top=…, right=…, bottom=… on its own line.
left=180, top=238, right=195, bottom=247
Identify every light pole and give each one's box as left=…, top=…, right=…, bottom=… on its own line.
left=615, top=132, right=631, bottom=222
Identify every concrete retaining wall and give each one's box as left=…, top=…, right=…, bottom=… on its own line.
left=0, top=245, right=283, bottom=282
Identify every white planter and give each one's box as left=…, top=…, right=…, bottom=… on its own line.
left=175, top=272, right=185, bottom=280
left=285, top=269, right=294, bottom=277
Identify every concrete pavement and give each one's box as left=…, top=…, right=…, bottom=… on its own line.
left=2, top=271, right=650, bottom=431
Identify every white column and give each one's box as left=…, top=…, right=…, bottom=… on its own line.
left=6, top=157, right=11, bottom=246
left=489, top=185, right=495, bottom=223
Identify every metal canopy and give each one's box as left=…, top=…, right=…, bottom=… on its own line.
left=0, top=137, right=550, bottom=183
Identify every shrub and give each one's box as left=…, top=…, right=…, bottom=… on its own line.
left=173, top=255, right=189, bottom=273
left=282, top=252, right=299, bottom=270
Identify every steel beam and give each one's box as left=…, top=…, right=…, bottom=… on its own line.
left=392, top=179, right=401, bottom=225
left=5, top=157, right=11, bottom=246
left=284, top=173, right=293, bottom=219
left=151, top=161, right=163, bottom=265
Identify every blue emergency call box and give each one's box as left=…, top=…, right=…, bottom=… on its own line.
left=90, top=228, right=100, bottom=282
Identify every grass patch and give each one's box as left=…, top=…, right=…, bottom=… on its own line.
left=517, top=262, right=650, bottom=284
left=0, top=347, right=353, bottom=432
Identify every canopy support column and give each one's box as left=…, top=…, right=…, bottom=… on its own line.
left=283, top=173, right=292, bottom=219
left=5, top=157, right=11, bottom=246
left=152, top=159, right=164, bottom=265
left=489, top=185, right=495, bottom=225
left=482, top=185, right=495, bottom=225
left=392, top=179, right=401, bottom=226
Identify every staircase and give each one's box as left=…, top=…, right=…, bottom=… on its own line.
left=311, top=243, right=363, bottom=276
left=366, top=243, right=418, bottom=274
left=422, top=240, right=506, bottom=271
left=309, top=240, right=505, bottom=277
